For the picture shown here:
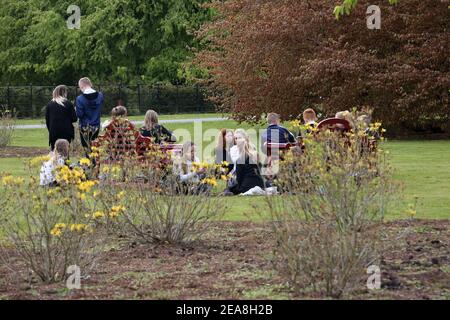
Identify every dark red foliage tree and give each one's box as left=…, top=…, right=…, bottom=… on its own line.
left=195, top=0, right=449, bottom=132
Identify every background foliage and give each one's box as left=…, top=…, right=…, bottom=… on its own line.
left=0, top=0, right=213, bottom=85
left=196, top=0, right=450, bottom=132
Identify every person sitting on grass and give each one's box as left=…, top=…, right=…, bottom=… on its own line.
left=140, top=109, right=176, bottom=144
left=214, top=128, right=235, bottom=174
left=40, top=139, right=69, bottom=187
left=172, top=141, right=210, bottom=195
left=228, top=129, right=265, bottom=195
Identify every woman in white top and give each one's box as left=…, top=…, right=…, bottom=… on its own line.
left=40, top=139, right=70, bottom=186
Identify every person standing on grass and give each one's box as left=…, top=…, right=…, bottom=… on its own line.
left=45, top=85, right=77, bottom=151
left=75, top=77, right=104, bottom=149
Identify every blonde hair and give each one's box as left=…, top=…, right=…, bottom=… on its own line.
left=144, top=110, right=159, bottom=130
left=52, top=85, right=68, bottom=106
left=78, top=77, right=93, bottom=88
left=52, top=139, right=69, bottom=165
left=303, top=108, right=317, bottom=123
left=234, top=129, right=257, bottom=164
left=335, top=110, right=350, bottom=120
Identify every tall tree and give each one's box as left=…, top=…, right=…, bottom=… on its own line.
left=0, top=0, right=213, bottom=85
left=196, top=0, right=450, bottom=132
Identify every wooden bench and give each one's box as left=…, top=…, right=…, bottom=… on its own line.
left=317, top=118, right=351, bottom=133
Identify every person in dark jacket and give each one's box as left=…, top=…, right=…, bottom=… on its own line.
left=229, top=129, right=264, bottom=195
left=75, top=77, right=104, bottom=149
left=45, top=85, right=78, bottom=150
left=261, top=113, right=296, bottom=155
left=140, top=109, right=176, bottom=144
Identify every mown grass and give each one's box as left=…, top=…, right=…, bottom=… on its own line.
left=13, top=113, right=228, bottom=126
left=1, top=118, right=449, bottom=221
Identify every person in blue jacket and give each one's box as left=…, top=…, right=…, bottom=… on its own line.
left=261, top=112, right=296, bottom=155
left=75, top=77, right=104, bottom=149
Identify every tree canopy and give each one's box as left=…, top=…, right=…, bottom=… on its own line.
left=0, top=0, right=213, bottom=85
left=195, top=0, right=450, bottom=132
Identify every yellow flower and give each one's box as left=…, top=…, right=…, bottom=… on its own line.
left=77, top=180, right=97, bottom=193
left=117, top=191, right=126, bottom=199
left=29, top=155, right=51, bottom=168
left=77, top=192, right=87, bottom=201
left=92, top=211, right=105, bottom=219
left=79, top=158, right=91, bottom=167
left=56, top=166, right=85, bottom=185
left=290, top=120, right=301, bottom=128
left=50, top=223, right=67, bottom=237
left=111, top=166, right=121, bottom=175
left=101, top=166, right=110, bottom=174
left=1, top=175, right=14, bottom=186
left=1, top=175, right=24, bottom=186
left=111, top=205, right=125, bottom=213
left=70, top=223, right=89, bottom=233
left=201, top=178, right=218, bottom=187
left=406, top=209, right=416, bottom=218
left=47, top=187, right=60, bottom=197
left=220, top=175, right=228, bottom=181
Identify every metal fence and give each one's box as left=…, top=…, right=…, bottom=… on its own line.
left=0, top=84, right=216, bottom=118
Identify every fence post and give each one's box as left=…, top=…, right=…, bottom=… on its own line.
left=6, top=85, right=10, bottom=108
left=117, top=83, right=120, bottom=105
left=175, top=84, right=179, bottom=114
left=196, top=84, right=200, bottom=112
left=137, top=83, right=141, bottom=113
left=30, top=84, right=35, bottom=118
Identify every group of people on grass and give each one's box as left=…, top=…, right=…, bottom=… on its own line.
left=41, top=77, right=375, bottom=195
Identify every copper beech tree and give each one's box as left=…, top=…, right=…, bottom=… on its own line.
left=195, top=0, right=449, bottom=132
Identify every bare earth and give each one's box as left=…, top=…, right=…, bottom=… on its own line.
left=0, top=146, right=49, bottom=158
left=0, top=220, right=448, bottom=300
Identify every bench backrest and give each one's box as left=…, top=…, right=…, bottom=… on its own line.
left=317, top=118, right=351, bottom=133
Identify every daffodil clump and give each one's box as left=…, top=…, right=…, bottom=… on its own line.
left=28, top=155, right=51, bottom=168
left=56, top=165, right=86, bottom=185
left=201, top=177, right=218, bottom=187
left=1, top=175, right=25, bottom=187
left=50, top=223, right=92, bottom=237
left=109, top=205, right=125, bottom=218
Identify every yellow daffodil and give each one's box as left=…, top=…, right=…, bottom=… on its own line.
left=92, top=211, right=105, bottom=219
left=79, top=158, right=91, bottom=167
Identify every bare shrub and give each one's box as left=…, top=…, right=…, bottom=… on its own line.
left=0, top=163, right=107, bottom=284
left=266, top=123, right=397, bottom=297
left=119, top=178, right=226, bottom=244
left=0, top=107, right=15, bottom=147
left=94, top=157, right=226, bottom=245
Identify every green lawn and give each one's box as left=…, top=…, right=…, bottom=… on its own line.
left=14, top=113, right=228, bottom=126
left=1, top=120, right=449, bottom=221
